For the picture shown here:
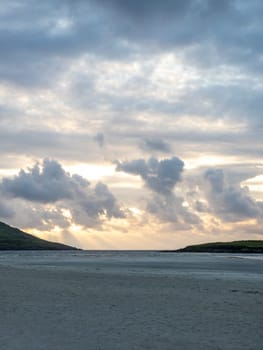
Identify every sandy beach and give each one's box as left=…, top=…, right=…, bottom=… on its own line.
left=0, top=251, right=262, bottom=350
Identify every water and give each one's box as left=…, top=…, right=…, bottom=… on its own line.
left=0, top=250, right=262, bottom=281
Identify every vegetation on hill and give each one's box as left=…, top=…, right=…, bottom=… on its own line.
left=173, top=240, right=263, bottom=253
left=0, top=221, right=78, bottom=250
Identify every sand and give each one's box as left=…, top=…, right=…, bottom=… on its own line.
left=0, top=251, right=262, bottom=350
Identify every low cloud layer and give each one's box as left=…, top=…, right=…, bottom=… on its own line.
left=0, top=159, right=124, bottom=230
left=1, top=159, right=88, bottom=203
left=204, top=168, right=262, bottom=222
left=116, top=156, right=184, bottom=194
left=116, top=156, right=200, bottom=227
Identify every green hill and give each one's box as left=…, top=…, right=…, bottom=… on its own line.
left=173, top=240, right=263, bottom=253
left=0, top=221, right=78, bottom=250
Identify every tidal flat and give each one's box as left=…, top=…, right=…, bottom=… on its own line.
left=0, top=251, right=262, bottom=350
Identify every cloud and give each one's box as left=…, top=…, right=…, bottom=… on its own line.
left=70, top=181, right=125, bottom=227
left=147, top=194, right=200, bottom=227
left=95, top=0, right=193, bottom=18
left=94, top=132, right=105, bottom=147
left=0, top=197, right=72, bottom=231
left=140, top=138, right=171, bottom=154
left=204, top=168, right=262, bottom=222
left=116, top=156, right=200, bottom=226
left=0, top=200, right=15, bottom=219
left=0, top=0, right=262, bottom=244
left=90, top=0, right=263, bottom=75
left=0, top=159, right=124, bottom=229
left=1, top=159, right=85, bottom=203
left=0, top=127, right=111, bottom=165
left=1, top=0, right=262, bottom=88
left=116, top=156, right=184, bottom=194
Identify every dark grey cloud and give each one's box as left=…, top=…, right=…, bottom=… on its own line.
left=171, top=84, right=263, bottom=128
left=195, top=200, right=209, bottom=213
left=101, top=82, right=263, bottom=129
left=0, top=159, right=124, bottom=229
left=116, top=156, right=184, bottom=194
left=0, top=129, right=107, bottom=163
left=204, top=168, right=262, bottom=222
left=94, top=132, right=105, bottom=148
left=1, top=200, right=71, bottom=231
left=205, top=169, right=224, bottom=194
left=1, top=159, right=85, bottom=203
left=1, top=0, right=262, bottom=87
left=0, top=200, right=15, bottom=219
left=92, top=0, right=263, bottom=75
left=95, top=0, right=193, bottom=18
left=71, top=182, right=124, bottom=227
left=140, top=139, right=171, bottom=154
left=147, top=194, right=200, bottom=227
left=66, top=66, right=263, bottom=144
left=116, top=156, right=200, bottom=226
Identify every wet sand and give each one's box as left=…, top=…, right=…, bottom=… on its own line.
left=0, top=251, right=262, bottom=350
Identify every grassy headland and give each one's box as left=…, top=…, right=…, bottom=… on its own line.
left=163, top=240, right=263, bottom=253
left=0, top=221, right=78, bottom=250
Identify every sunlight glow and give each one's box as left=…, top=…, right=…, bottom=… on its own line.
left=65, top=163, right=116, bottom=181
left=185, top=155, right=242, bottom=169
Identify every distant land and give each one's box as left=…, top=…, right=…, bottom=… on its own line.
left=163, top=240, right=263, bottom=253
left=0, top=221, right=78, bottom=250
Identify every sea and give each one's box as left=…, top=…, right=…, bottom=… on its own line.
left=0, top=250, right=262, bottom=281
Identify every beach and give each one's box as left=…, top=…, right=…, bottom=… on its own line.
left=0, top=251, right=262, bottom=350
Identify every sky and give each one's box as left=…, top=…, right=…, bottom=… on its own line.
left=0, top=0, right=262, bottom=249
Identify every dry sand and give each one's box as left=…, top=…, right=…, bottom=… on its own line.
left=0, top=251, right=262, bottom=350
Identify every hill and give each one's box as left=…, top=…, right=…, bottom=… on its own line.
left=0, top=221, right=78, bottom=250
left=164, top=240, right=263, bottom=253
